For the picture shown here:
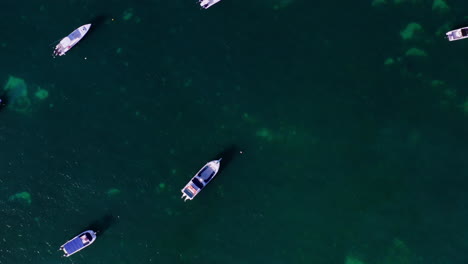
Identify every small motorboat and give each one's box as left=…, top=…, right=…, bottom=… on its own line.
left=446, top=27, right=468, bottom=41
left=53, top=24, right=91, bottom=57
left=181, top=159, right=221, bottom=201
left=60, top=230, right=96, bottom=257
left=199, top=0, right=222, bottom=9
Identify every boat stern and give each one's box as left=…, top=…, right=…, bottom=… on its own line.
left=181, top=183, right=200, bottom=201
left=446, top=30, right=459, bottom=41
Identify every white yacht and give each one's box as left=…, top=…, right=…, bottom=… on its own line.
left=53, top=24, right=91, bottom=57
left=199, top=0, right=222, bottom=9
left=181, top=159, right=222, bottom=201
left=446, top=27, right=468, bottom=41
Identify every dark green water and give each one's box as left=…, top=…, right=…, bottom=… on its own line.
left=1, top=0, right=468, bottom=263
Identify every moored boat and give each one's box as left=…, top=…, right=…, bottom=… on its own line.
left=60, top=230, right=96, bottom=257
left=181, top=159, right=221, bottom=201
left=446, top=27, right=468, bottom=41
left=199, top=0, right=222, bottom=9
left=53, top=24, right=91, bottom=57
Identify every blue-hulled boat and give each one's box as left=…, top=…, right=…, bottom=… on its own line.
left=60, top=230, right=96, bottom=257
left=181, top=159, right=221, bottom=201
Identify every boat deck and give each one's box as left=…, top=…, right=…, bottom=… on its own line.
left=63, top=236, right=85, bottom=255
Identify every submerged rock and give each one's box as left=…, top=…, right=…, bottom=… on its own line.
left=404, top=47, right=427, bottom=57
left=155, top=182, right=167, bottom=194
left=432, top=0, right=449, bottom=13
left=371, top=0, right=387, bottom=7
left=345, top=256, right=365, bottom=264
left=8, top=191, right=32, bottom=205
left=384, top=57, right=395, bottom=65
left=34, top=87, right=48, bottom=100
left=256, top=127, right=275, bottom=141
left=4, top=75, right=27, bottom=97
left=106, top=188, right=121, bottom=197
left=272, top=0, right=294, bottom=10
left=2, top=75, right=52, bottom=113
left=383, top=238, right=412, bottom=264
left=400, top=22, right=423, bottom=40
left=122, top=8, right=134, bottom=21
left=3, top=75, right=31, bottom=113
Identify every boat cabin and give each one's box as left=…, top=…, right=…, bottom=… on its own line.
left=462, top=28, right=468, bottom=37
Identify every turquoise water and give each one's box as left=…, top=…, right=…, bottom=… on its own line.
left=1, top=0, right=468, bottom=263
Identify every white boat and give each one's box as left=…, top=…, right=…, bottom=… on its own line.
left=181, top=159, right=221, bottom=201
left=53, top=24, right=91, bottom=57
left=199, top=0, right=222, bottom=9
left=446, top=27, right=468, bottom=41
left=60, top=230, right=97, bottom=257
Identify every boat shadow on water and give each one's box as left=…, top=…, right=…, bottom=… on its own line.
left=211, top=144, right=242, bottom=175
left=453, top=19, right=468, bottom=29
left=82, top=213, right=118, bottom=236
left=85, top=15, right=108, bottom=39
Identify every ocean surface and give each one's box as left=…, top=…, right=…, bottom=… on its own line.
left=1, top=0, right=468, bottom=263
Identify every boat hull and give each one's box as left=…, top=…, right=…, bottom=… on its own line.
left=446, top=27, right=468, bottom=41
left=53, top=24, right=91, bottom=57
left=199, top=0, right=222, bottom=9
left=181, top=159, right=221, bottom=201
left=60, top=230, right=96, bottom=257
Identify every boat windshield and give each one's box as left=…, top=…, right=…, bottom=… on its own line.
left=461, top=28, right=468, bottom=37
left=192, top=178, right=204, bottom=189
left=68, top=29, right=82, bottom=41
left=198, top=167, right=215, bottom=181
